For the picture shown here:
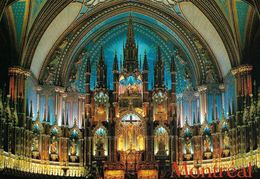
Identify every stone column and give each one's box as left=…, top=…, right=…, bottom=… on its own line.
left=194, top=92, right=200, bottom=124
left=177, top=94, right=183, bottom=127
left=36, top=86, right=43, bottom=113
left=219, top=84, right=225, bottom=112
left=198, top=85, right=208, bottom=124
left=54, top=87, right=65, bottom=125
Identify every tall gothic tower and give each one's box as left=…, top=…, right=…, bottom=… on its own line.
left=123, top=15, right=139, bottom=72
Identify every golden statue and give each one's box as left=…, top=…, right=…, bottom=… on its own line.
left=127, top=125, right=134, bottom=150
left=118, top=135, right=124, bottom=151
left=157, top=138, right=167, bottom=156
left=70, top=139, right=77, bottom=156
left=50, top=136, right=58, bottom=154
left=185, top=140, right=191, bottom=154
left=137, top=135, right=144, bottom=151
left=203, top=135, right=211, bottom=152
left=32, top=137, right=39, bottom=151
left=223, top=131, right=230, bottom=149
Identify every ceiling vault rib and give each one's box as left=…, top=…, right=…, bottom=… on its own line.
left=21, top=0, right=73, bottom=68
left=192, top=0, right=240, bottom=68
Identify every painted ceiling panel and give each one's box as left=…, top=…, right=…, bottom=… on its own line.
left=10, top=0, right=27, bottom=48
left=235, top=0, right=251, bottom=47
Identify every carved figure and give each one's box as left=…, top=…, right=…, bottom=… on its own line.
left=70, top=139, right=77, bottom=156
left=50, top=136, right=58, bottom=154
left=203, top=135, right=211, bottom=152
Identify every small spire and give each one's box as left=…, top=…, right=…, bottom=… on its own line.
left=62, top=108, right=65, bottom=126
left=26, top=99, right=29, bottom=117
left=193, top=112, right=196, bottom=125
left=53, top=114, right=58, bottom=125
left=211, top=109, right=215, bottom=123
left=66, top=111, right=69, bottom=126
left=185, top=116, right=188, bottom=126
left=228, top=102, right=232, bottom=117
left=143, top=50, right=148, bottom=71
left=204, top=113, right=208, bottom=124
left=47, top=105, right=50, bottom=123
left=73, top=118, right=77, bottom=128
left=221, top=108, right=225, bottom=121
left=113, top=50, right=118, bottom=72
left=30, top=100, right=33, bottom=118
left=43, top=106, right=47, bottom=122
left=197, top=111, right=200, bottom=124
left=36, top=111, right=40, bottom=122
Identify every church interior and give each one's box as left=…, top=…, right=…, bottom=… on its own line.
left=0, top=0, right=260, bottom=178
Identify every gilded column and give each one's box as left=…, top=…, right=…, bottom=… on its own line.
left=8, top=67, right=30, bottom=122
left=231, top=65, right=253, bottom=111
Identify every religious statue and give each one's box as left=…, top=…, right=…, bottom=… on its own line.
left=223, top=131, right=230, bottom=149
left=157, top=138, right=167, bottom=156
left=95, top=139, right=105, bottom=157
left=205, top=67, right=216, bottom=84
left=118, top=135, right=124, bottom=151
left=203, top=135, right=211, bottom=152
left=32, top=137, right=39, bottom=151
left=185, top=139, right=192, bottom=154
left=70, top=139, right=77, bottom=156
left=50, top=136, right=58, bottom=154
left=137, top=135, right=144, bottom=151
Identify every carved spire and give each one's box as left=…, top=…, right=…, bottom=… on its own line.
left=126, top=14, right=135, bottom=46
left=47, top=105, right=50, bottom=123
left=143, top=50, right=148, bottom=71
left=73, top=118, right=78, bottom=128
left=35, top=111, right=40, bottom=122
left=154, top=47, right=164, bottom=88
left=113, top=50, right=118, bottom=72
left=43, top=105, right=46, bottom=122
left=193, top=112, right=196, bottom=125
left=197, top=111, right=200, bottom=124
left=66, top=110, right=69, bottom=126
left=97, top=47, right=107, bottom=88
left=123, top=14, right=138, bottom=72
left=30, top=100, right=33, bottom=118
left=62, top=108, right=65, bottom=126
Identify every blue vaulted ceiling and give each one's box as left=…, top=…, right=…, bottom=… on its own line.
left=71, top=12, right=193, bottom=94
